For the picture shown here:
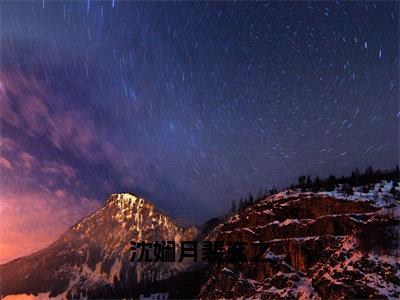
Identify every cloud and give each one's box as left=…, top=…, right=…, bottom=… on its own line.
left=0, top=70, right=124, bottom=264
left=40, top=161, right=77, bottom=180
left=0, top=191, right=101, bottom=264
left=0, top=68, right=167, bottom=264
left=0, top=70, right=119, bottom=164
left=0, top=156, right=13, bottom=170
left=18, top=151, right=35, bottom=169
left=54, top=189, right=67, bottom=198
left=0, top=136, right=17, bottom=151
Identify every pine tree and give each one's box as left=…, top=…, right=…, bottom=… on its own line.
left=298, top=175, right=306, bottom=191
left=269, top=186, right=278, bottom=195
left=306, top=175, right=313, bottom=189
left=390, top=185, right=398, bottom=196
left=248, top=193, right=254, bottom=205
left=326, top=174, right=337, bottom=191
left=344, top=184, right=354, bottom=195
left=264, top=188, right=269, bottom=198
left=239, top=198, right=244, bottom=212
left=313, top=176, right=321, bottom=192
left=364, top=165, right=374, bottom=184
left=231, top=200, right=237, bottom=214
left=256, top=188, right=264, bottom=202
left=353, top=168, right=361, bottom=185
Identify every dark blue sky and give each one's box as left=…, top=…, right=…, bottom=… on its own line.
left=0, top=0, right=399, bottom=233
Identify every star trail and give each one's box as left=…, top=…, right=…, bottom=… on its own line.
left=0, top=1, right=398, bottom=263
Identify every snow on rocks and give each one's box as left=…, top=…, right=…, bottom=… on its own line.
left=201, top=188, right=400, bottom=299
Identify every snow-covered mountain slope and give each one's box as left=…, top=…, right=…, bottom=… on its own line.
left=200, top=191, right=400, bottom=299
left=2, top=188, right=399, bottom=299
left=0, top=193, right=197, bottom=299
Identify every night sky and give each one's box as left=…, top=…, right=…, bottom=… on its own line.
left=0, top=1, right=399, bottom=263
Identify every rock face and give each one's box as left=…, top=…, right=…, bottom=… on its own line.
left=0, top=193, right=198, bottom=299
left=200, top=191, right=400, bottom=299
left=1, top=190, right=399, bottom=299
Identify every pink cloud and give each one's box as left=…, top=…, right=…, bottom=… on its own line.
left=0, top=70, right=119, bottom=164
left=54, top=189, right=66, bottom=198
left=0, top=136, right=17, bottom=152
left=0, top=70, right=133, bottom=265
left=0, top=156, right=13, bottom=170
left=40, top=161, right=77, bottom=180
left=0, top=191, right=101, bottom=264
left=18, top=151, right=35, bottom=169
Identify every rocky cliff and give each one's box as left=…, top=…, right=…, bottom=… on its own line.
left=200, top=191, right=400, bottom=299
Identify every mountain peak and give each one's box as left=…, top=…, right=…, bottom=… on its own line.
left=105, top=192, right=155, bottom=209
left=1, top=191, right=198, bottom=299
left=107, top=192, right=139, bottom=203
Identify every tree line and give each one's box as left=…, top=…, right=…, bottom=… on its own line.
left=229, top=186, right=278, bottom=216
left=228, top=165, right=400, bottom=216
left=291, top=165, right=399, bottom=194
